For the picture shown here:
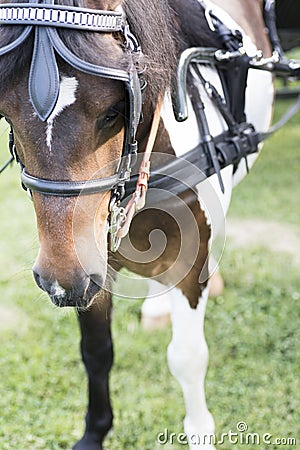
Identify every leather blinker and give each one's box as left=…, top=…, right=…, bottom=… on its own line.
left=28, top=25, right=60, bottom=121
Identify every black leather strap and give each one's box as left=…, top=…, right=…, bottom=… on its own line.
left=21, top=169, right=124, bottom=196
left=0, top=26, right=33, bottom=56
left=0, top=156, right=14, bottom=174
left=47, top=27, right=130, bottom=83
left=29, top=25, right=60, bottom=121
left=125, top=127, right=262, bottom=203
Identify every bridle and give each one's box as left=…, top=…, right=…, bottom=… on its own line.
left=0, top=0, right=147, bottom=250
left=2, top=0, right=300, bottom=252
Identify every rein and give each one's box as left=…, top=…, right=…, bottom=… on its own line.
left=0, top=155, right=13, bottom=174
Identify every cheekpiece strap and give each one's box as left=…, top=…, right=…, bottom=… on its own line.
left=0, top=4, right=124, bottom=32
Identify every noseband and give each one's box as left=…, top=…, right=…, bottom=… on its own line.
left=0, top=1, right=143, bottom=199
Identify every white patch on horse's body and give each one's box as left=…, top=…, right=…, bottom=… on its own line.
left=142, top=279, right=171, bottom=314
left=232, top=69, right=274, bottom=187
left=46, top=76, right=78, bottom=151
left=190, top=63, right=233, bottom=228
left=161, top=91, right=201, bottom=157
left=167, top=287, right=215, bottom=449
left=161, top=62, right=232, bottom=232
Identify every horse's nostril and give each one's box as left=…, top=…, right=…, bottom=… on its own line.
left=33, top=270, right=42, bottom=288
left=33, top=270, right=50, bottom=292
left=32, top=270, right=103, bottom=308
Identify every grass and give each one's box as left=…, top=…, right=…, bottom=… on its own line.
left=0, top=96, right=299, bottom=450
left=229, top=100, right=300, bottom=225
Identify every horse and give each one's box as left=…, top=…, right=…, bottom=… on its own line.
left=0, top=1, right=275, bottom=449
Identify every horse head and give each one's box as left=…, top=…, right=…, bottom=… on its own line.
left=0, top=0, right=137, bottom=308
left=0, top=0, right=177, bottom=308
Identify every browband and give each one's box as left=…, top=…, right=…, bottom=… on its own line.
left=0, top=3, right=123, bottom=32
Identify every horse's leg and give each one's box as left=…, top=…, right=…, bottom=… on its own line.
left=141, top=262, right=223, bottom=331
left=73, top=292, right=113, bottom=450
left=141, top=279, right=171, bottom=330
left=208, top=256, right=224, bottom=298
left=167, top=287, right=215, bottom=450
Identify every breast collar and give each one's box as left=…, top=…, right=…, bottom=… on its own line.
left=0, top=0, right=144, bottom=198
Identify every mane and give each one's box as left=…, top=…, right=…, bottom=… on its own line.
left=0, top=0, right=219, bottom=102
left=125, top=0, right=220, bottom=100
left=123, top=0, right=179, bottom=102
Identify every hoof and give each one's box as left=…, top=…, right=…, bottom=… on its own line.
left=72, top=435, right=102, bottom=450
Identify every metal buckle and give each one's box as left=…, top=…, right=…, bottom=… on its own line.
left=214, top=48, right=245, bottom=62
left=108, top=195, right=126, bottom=252
left=204, top=7, right=215, bottom=32
left=250, top=50, right=280, bottom=68
left=123, top=23, right=141, bottom=53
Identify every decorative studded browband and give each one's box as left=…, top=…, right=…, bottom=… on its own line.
left=0, top=0, right=143, bottom=198
left=0, top=3, right=123, bottom=31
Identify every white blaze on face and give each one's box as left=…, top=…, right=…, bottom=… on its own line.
left=46, top=76, right=79, bottom=150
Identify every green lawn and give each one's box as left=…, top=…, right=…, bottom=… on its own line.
left=0, top=97, right=299, bottom=450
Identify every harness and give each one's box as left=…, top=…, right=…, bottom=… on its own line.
left=0, top=0, right=299, bottom=251
left=125, top=0, right=300, bottom=202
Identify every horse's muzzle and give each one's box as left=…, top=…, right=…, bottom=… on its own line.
left=33, top=270, right=103, bottom=308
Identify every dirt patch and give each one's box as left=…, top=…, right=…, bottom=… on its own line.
left=226, top=218, right=300, bottom=264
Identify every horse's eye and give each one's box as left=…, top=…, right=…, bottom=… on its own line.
left=104, top=110, right=119, bottom=124
left=97, top=101, right=125, bottom=130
